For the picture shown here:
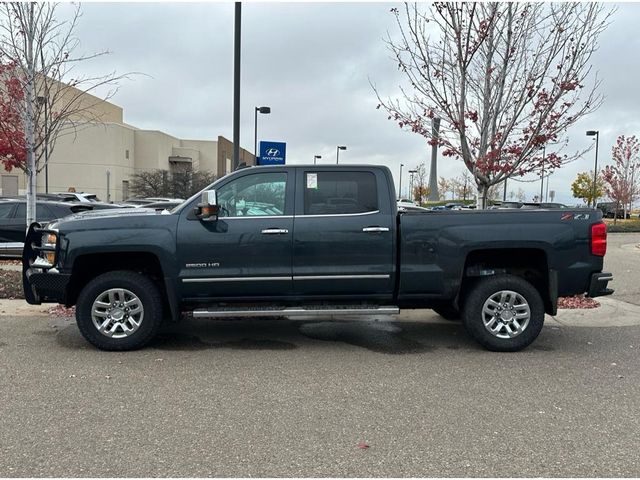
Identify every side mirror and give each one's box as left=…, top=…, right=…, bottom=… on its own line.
left=195, top=189, right=220, bottom=220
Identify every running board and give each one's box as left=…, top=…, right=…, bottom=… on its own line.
left=192, top=305, right=400, bottom=319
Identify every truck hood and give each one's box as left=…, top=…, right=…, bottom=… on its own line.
left=47, top=207, right=174, bottom=231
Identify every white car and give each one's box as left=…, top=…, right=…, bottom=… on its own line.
left=53, top=192, right=100, bottom=203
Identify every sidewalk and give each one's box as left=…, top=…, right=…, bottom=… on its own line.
left=0, top=299, right=50, bottom=316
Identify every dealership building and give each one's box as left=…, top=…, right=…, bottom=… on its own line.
left=0, top=89, right=255, bottom=201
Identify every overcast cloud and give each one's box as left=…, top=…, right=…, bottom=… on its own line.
left=63, top=2, right=640, bottom=204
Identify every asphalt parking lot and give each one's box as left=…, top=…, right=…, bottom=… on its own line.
left=0, top=233, right=639, bottom=477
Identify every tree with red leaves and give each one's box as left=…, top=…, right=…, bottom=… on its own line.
left=601, top=135, right=640, bottom=223
left=374, top=3, right=611, bottom=207
left=0, top=3, right=128, bottom=225
left=0, top=63, right=26, bottom=170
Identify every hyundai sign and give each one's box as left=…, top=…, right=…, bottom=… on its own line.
left=259, top=141, right=286, bottom=165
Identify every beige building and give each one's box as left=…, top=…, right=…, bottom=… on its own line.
left=0, top=89, right=255, bottom=201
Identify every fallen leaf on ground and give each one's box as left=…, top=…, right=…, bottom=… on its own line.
left=558, top=295, right=600, bottom=309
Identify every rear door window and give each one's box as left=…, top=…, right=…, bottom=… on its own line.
left=0, top=203, right=15, bottom=219
left=303, top=171, right=378, bottom=215
left=14, top=203, right=55, bottom=220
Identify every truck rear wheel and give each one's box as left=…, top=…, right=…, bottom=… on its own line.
left=75, top=271, right=163, bottom=351
left=461, top=274, right=544, bottom=352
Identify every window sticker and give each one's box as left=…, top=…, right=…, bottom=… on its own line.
left=306, top=173, right=318, bottom=189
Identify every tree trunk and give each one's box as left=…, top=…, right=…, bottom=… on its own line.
left=476, top=185, right=489, bottom=209
left=25, top=3, right=37, bottom=227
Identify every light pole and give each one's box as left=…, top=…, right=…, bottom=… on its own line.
left=336, top=145, right=347, bottom=164
left=313, top=155, right=321, bottom=164
left=232, top=2, right=241, bottom=170
left=399, top=163, right=404, bottom=199
left=37, top=96, right=49, bottom=193
left=254, top=106, right=271, bottom=159
left=408, top=169, right=417, bottom=202
left=540, top=145, right=546, bottom=203
left=586, top=130, right=600, bottom=207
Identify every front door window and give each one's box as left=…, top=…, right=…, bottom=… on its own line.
left=216, top=172, right=287, bottom=217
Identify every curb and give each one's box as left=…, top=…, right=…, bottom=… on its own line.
left=550, top=297, right=640, bottom=327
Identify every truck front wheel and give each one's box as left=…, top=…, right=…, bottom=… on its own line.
left=462, top=275, right=544, bottom=352
left=75, top=271, right=163, bottom=351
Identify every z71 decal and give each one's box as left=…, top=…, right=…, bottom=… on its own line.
left=561, top=213, right=591, bottom=221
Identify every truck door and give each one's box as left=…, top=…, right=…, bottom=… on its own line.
left=292, top=169, right=395, bottom=296
left=176, top=169, right=294, bottom=299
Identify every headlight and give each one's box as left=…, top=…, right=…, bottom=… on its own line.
left=43, top=233, right=57, bottom=246
left=40, top=232, right=58, bottom=266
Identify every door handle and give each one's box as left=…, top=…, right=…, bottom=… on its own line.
left=261, top=228, right=289, bottom=235
left=362, top=226, right=390, bottom=233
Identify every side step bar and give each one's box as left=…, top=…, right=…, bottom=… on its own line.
left=192, top=305, right=400, bottom=319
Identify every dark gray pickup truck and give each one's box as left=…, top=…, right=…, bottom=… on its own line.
left=23, top=165, right=613, bottom=351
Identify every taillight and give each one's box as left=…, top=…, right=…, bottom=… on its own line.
left=591, top=222, right=607, bottom=256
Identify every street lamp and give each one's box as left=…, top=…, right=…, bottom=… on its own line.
left=36, top=96, right=49, bottom=193
left=586, top=130, right=599, bottom=207
left=254, top=106, right=271, bottom=158
left=539, top=145, right=546, bottom=203
left=408, top=169, right=417, bottom=201
left=399, top=163, right=404, bottom=199
left=336, top=145, right=347, bottom=164
left=313, top=155, right=322, bottom=164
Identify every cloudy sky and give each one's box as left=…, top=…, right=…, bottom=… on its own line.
left=65, top=2, right=640, bottom=204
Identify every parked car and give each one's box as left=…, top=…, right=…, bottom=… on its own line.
left=135, top=200, right=183, bottom=211
left=52, top=192, right=101, bottom=203
left=146, top=197, right=185, bottom=203
left=23, top=164, right=612, bottom=353
left=397, top=204, right=431, bottom=212
left=490, top=201, right=523, bottom=209
left=123, top=197, right=155, bottom=206
left=596, top=202, right=630, bottom=219
left=444, top=202, right=465, bottom=210
left=42, top=193, right=131, bottom=209
left=123, top=197, right=183, bottom=206
left=0, top=199, right=93, bottom=259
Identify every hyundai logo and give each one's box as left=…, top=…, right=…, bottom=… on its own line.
left=266, top=148, right=280, bottom=157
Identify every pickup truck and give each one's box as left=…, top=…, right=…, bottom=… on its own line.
left=22, top=164, right=613, bottom=352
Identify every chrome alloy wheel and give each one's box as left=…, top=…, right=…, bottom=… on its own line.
left=481, top=290, right=531, bottom=339
left=91, top=288, right=144, bottom=338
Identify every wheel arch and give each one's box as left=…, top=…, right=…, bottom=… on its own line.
left=460, top=247, right=556, bottom=315
left=66, top=251, right=179, bottom=321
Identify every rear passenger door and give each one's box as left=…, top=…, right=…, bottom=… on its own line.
left=5, top=203, right=55, bottom=243
left=0, top=202, right=18, bottom=243
left=292, top=169, right=395, bottom=297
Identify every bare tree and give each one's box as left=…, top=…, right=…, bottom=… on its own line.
left=131, top=169, right=217, bottom=200
left=602, top=135, right=640, bottom=222
left=0, top=3, right=130, bottom=225
left=451, top=169, right=473, bottom=200
left=437, top=176, right=449, bottom=200
left=375, top=3, right=611, bottom=207
left=130, top=170, right=169, bottom=199
left=412, top=162, right=429, bottom=203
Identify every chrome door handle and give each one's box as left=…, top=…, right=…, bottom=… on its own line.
left=362, top=227, right=390, bottom=233
left=261, top=228, right=289, bottom=234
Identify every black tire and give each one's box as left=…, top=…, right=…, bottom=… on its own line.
left=461, top=274, right=544, bottom=352
left=432, top=305, right=461, bottom=321
left=76, top=270, right=163, bottom=351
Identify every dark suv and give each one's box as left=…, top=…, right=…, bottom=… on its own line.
left=596, top=202, right=630, bottom=219
left=0, top=199, right=93, bottom=258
